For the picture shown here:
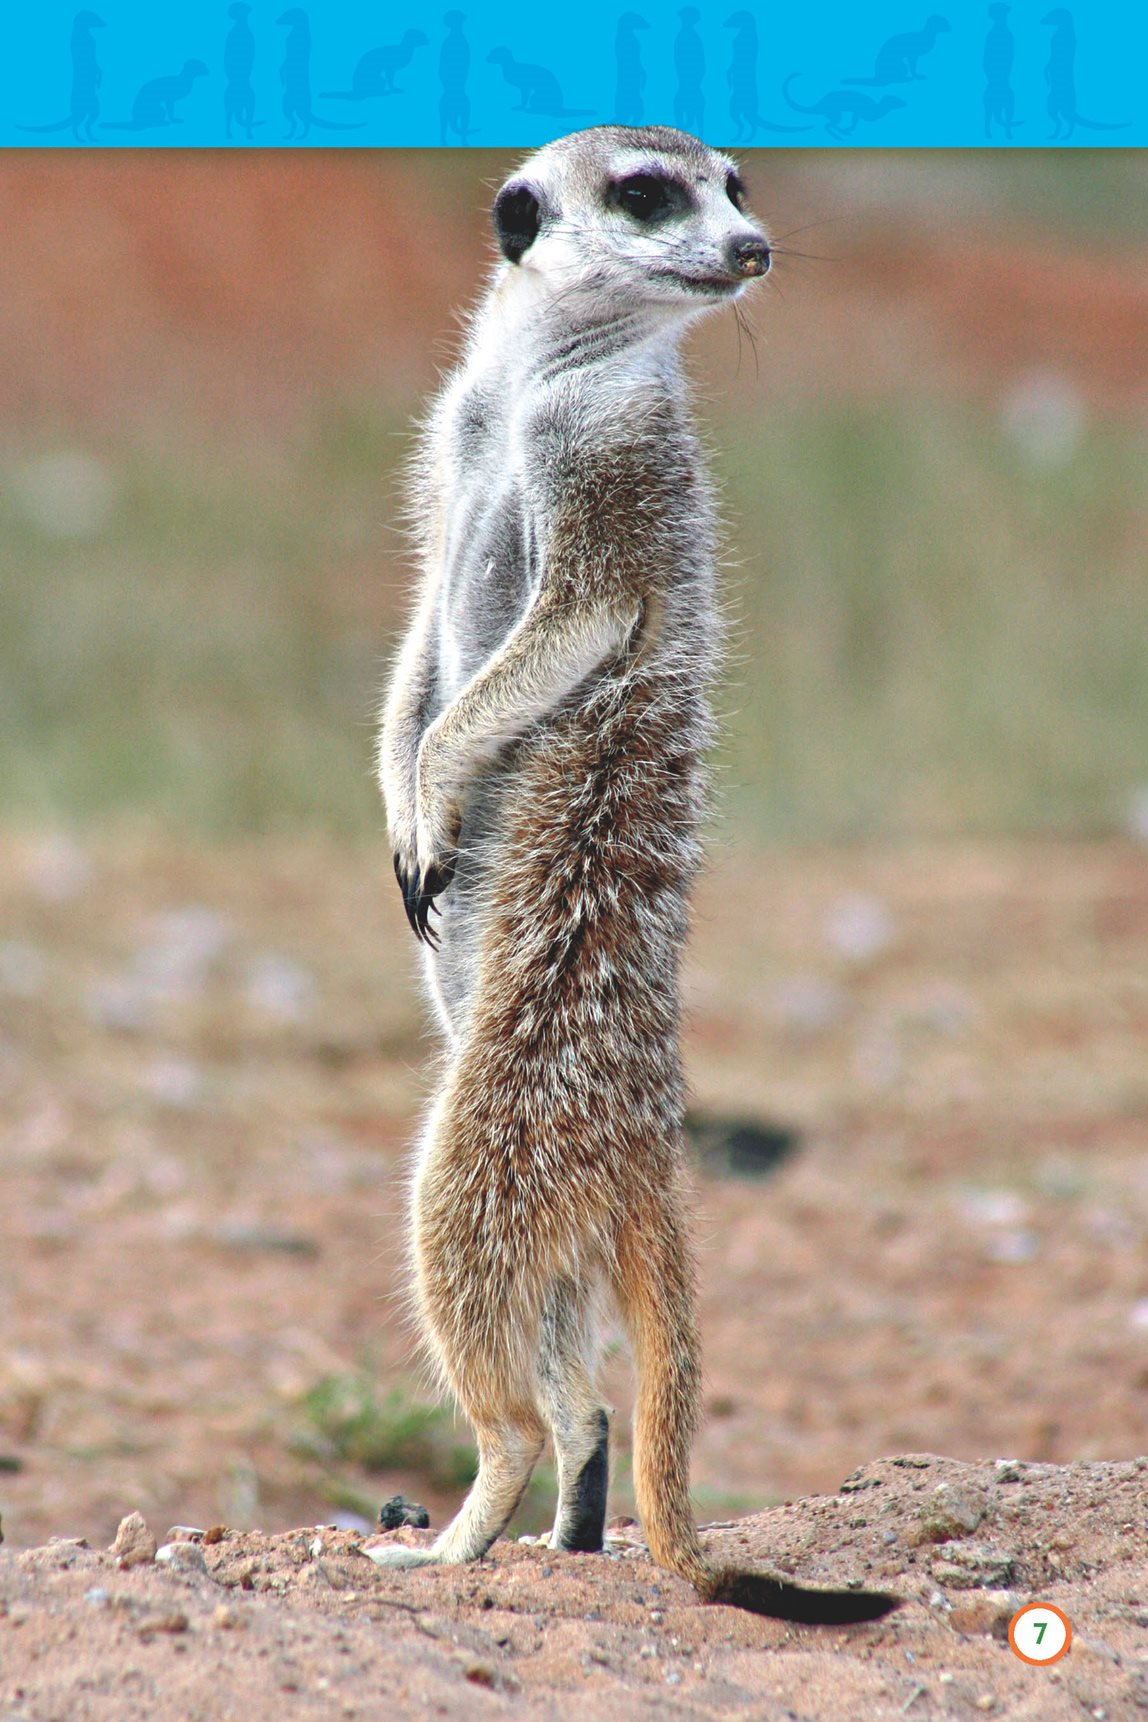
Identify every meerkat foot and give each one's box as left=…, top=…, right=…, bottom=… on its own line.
left=364, top=1544, right=442, bottom=1571
left=549, top=1408, right=609, bottom=1553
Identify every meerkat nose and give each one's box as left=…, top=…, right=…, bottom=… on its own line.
left=729, top=237, right=771, bottom=278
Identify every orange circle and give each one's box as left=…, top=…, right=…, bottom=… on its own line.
left=1008, top=1602, right=1072, bottom=1666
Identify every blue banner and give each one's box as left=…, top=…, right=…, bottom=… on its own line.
left=2, top=3, right=1143, bottom=147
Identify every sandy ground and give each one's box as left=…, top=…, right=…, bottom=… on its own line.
left=2, top=834, right=1148, bottom=1715
left=4, top=1456, right=1148, bottom=1720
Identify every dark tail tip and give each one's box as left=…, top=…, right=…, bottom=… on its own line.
left=701, top=1567, right=901, bottom=1625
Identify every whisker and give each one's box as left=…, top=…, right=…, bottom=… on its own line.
left=769, top=245, right=835, bottom=264
left=733, top=301, right=761, bottom=380
left=769, top=216, right=846, bottom=244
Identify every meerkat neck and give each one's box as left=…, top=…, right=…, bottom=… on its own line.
left=470, top=268, right=690, bottom=388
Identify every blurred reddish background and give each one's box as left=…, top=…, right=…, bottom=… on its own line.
left=3, top=151, right=1147, bottom=437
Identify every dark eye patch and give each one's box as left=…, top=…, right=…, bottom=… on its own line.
left=606, top=172, right=693, bottom=225
left=726, top=171, right=747, bottom=212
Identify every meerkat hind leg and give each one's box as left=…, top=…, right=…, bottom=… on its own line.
left=537, top=1280, right=610, bottom=1554
left=367, top=1414, right=545, bottom=1571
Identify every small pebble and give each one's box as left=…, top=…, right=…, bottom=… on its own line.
left=110, top=1512, right=157, bottom=1570
left=464, top=1662, right=497, bottom=1689
left=155, top=1541, right=209, bottom=1576
left=137, top=1611, right=189, bottom=1637
left=910, top=1483, right=987, bottom=1546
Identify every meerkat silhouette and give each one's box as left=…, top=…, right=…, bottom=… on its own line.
left=276, top=8, right=364, bottom=137
left=673, top=8, right=705, bottom=132
left=615, top=13, right=648, bottom=125
left=983, top=4, right=1021, bottom=140
left=439, top=11, right=477, bottom=144
left=102, top=59, right=208, bottom=129
left=1041, top=8, right=1128, bottom=139
left=322, top=29, right=428, bottom=98
left=224, top=3, right=258, bottom=140
left=724, top=11, right=811, bottom=137
left=18, top=9, right=104, bottom=140
left=375, top=125, right=900, bottom=1627
left=844, top=13, right=951, bottom=83
left=487, top=47, right=593, bottom=118
left=784, top=74, right=905, bottom=138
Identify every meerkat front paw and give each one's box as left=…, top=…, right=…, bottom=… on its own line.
left=393, top=847, right=456, bottom=948
left=390, top=788, right=460, bottom=949
left=393, top=750, right=461, bottom=947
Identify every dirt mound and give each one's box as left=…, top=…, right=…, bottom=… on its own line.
left=4, top=1455, right=1147, bottom=1719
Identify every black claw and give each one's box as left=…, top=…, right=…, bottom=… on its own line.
left=422, top=853, right=457, bottom=898
left=394, top=851, right=456, bottom=949
left=418, top=899, right=439, bottom=948
left=393, top=853, right=421, bottom=938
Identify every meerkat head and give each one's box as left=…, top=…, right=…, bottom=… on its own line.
left=491, top=126, right=770, bottom=318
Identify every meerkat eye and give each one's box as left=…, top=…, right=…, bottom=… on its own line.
left=726, top=171, right=747, bottom=212
left=607, top=173, right=689, bottom=225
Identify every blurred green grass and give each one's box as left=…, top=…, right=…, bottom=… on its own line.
left=2, top=391, right=1145, bottom=843
left=719, top=399, right=1148, bottom=839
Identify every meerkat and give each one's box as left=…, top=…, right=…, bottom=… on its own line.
left=374, top=126, right=897, bottom=1624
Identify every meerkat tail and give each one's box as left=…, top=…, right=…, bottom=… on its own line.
left=614, top=1203, right=900, bottom=1624
left=613, top=1200, right=711, bottom=1589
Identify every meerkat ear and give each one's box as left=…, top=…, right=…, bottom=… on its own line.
left=493, top=181, right=543, bottom=264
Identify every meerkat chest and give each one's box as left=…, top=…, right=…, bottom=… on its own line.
left=433, top=381, right=550, bottom=706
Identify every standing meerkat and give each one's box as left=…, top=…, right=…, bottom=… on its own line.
left=375, top=126, right=897, bottom=1624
